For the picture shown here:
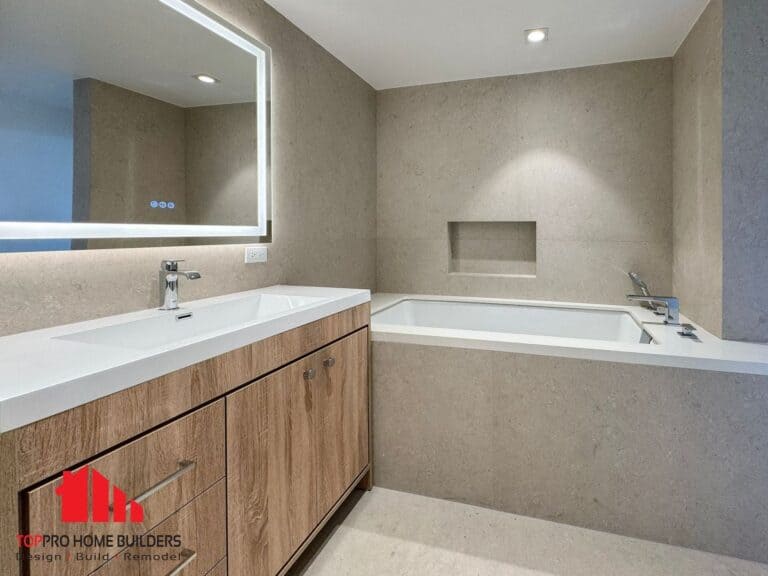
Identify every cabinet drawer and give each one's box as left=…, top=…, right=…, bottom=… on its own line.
left=24, top=400, right=225, bottom=576
left=95, top=479, right=226, bottom=576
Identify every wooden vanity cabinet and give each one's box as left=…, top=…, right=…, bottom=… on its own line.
left=226, top=328, right=369, bottom=576
left=1, top=304, right=370, bottom=576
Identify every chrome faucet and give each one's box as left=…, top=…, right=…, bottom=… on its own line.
left=159, top=260, right=201, bottom=310
left=628, top=272, right=660, bottom=313
left=627, top=294, right=680, bottom=325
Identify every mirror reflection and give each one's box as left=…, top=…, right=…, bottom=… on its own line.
left=0, top=0, right=269, bottom=251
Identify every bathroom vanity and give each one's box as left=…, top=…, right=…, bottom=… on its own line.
left=0, top=0, right=377, bottom=572
left=0, top=0, right=377, bottom=571
left=0, top=287, right=371, bottom=576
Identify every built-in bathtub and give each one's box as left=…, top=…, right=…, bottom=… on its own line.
left=372, top=294, right=768, bottom=375
left=370, top=293, right=768, bottom=564
left=374, top=298, right=653, bottom=345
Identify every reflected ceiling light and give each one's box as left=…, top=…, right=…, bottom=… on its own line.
left=194, top=74, right=219, bottom=84
left=525, top=28, right=549, bottom=44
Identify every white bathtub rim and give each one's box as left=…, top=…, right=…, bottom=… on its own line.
left=373, top=292, right=652, bottom=317
left=371, top=294, right=768, bottom=377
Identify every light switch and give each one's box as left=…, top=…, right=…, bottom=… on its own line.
left=244, top=245, right=268, bottom=264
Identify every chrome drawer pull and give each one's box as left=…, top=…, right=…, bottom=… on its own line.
left=112, top=460, right=196, bottom=510
left=323, top=357, right=336, bottom=368
left=134, top=460, right=196, bottom=505
left=165, top=548, right=196, bottom=576
left=304, top=368, right=316, bottom=381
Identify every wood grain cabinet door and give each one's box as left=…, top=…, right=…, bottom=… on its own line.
left=315, top=329, right=369, bottom=518
left=226, top=357, right=318, bottom=576
left=226, top=328, right=369, bottom=576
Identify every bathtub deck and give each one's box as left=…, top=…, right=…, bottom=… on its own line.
left=287, top=488, right=768, bottom=576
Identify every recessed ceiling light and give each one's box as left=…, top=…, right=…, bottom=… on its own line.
left=194, top=74, right=219, bottom=84
left=525, top=28, right=549, bottom=44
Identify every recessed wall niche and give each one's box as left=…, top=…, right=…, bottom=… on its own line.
left=448, top=221, right=536, bottom=277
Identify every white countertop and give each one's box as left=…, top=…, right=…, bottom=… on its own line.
left=0, top=286, right=370, bottom=433
left=371, top=293, right=768, bottom=376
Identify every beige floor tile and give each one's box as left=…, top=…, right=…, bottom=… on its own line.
left=289, top=488, right=768, bottom=576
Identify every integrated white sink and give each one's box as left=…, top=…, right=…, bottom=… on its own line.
left=0, top=286, right=371, bottom=432
left=57, top=293, right=327, bottom=351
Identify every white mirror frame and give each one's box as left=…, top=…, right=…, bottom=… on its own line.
left=0, top=0, right=271, bottom=242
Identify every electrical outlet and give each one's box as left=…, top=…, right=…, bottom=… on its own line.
left=244, top=245, right=268, bottom=264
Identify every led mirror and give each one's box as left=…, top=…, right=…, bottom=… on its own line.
left=0, top=0, right=271, bottom=251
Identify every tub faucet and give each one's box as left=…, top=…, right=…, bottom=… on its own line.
left=159, top=259, right=202, bottom=310
left=627, top=294, right=680, bottom=325
left=628, top=272, right=660, bottom=313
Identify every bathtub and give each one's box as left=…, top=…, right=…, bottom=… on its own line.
left=371, top=294, right=768, bottom=375
left=373, top=298, right=652, bottom=345
left=369, top=294, right=768, bottom=562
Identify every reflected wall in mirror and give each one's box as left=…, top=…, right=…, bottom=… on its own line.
left=0, top=0, right=271, bottom=251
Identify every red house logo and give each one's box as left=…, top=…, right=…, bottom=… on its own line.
left=55, top=466, right=144, bottom=524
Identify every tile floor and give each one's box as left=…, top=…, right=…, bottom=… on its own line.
left=288, top=488, right=768, bottom=576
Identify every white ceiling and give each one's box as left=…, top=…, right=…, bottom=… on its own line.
left=265, top=0, right=709, bottom=90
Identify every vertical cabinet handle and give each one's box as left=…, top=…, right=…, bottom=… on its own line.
left=323, top=357, right=336, bottom=368
left=304, top=368, right=316, bottom=381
